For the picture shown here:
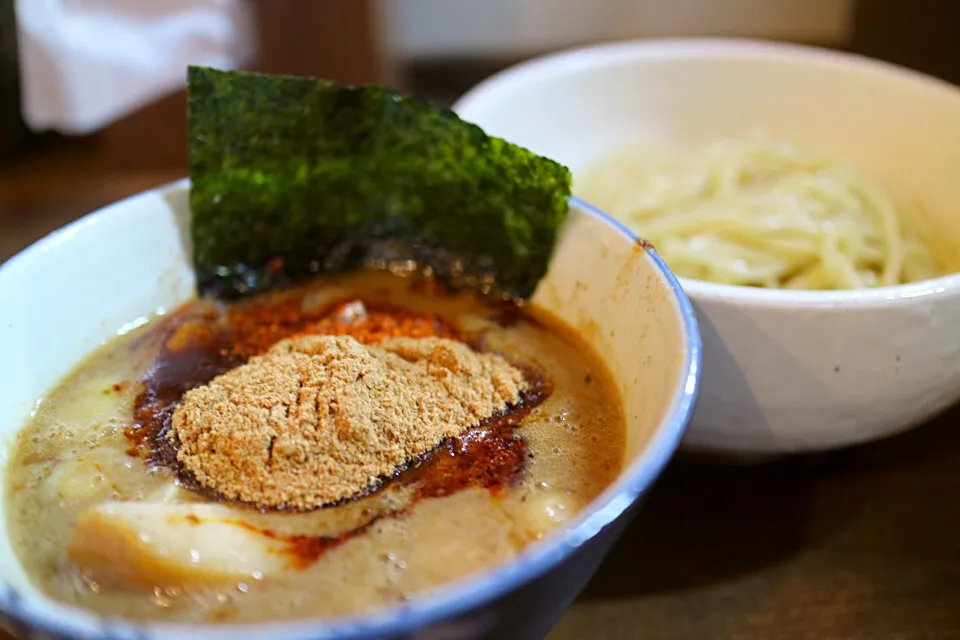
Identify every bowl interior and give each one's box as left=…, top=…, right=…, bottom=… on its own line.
left=453, top=39, right=960, bottom=272
left=0, top=183, right=698, bottom=637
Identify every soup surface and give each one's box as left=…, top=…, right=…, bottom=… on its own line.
left=5, top=272, right=625, bottom=623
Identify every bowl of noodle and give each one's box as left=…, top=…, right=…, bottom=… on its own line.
left=454, top=38, right=960, bottom=456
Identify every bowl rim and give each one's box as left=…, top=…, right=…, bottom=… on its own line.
left=0, top=180, right=702, bottom=640
left=452, top=36, right=960, bottom=309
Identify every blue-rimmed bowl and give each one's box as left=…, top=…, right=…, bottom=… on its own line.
left=0, top=180, right=701, bottom=640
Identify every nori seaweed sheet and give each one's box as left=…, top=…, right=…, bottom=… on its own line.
left=187, top=66, right=571, bottom=302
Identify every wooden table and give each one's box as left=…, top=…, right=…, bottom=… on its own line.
left=2, top=154, right=959, bottom=640
left=550, top=414, right=960, bottom=640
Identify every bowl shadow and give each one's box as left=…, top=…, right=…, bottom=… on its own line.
left=577, top=400, right=960, bottom=602
left=577, top=454, right=818, bottom=600
left=577, top=305, right=865, bottom=599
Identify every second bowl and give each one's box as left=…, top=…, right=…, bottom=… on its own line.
left=454, top=37, right=960, bottom=455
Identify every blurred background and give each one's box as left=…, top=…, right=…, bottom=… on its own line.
left=0, top=0, right=957, bottom=257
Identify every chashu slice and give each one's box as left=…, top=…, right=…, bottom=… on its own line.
left=68, top=501, right=294, bottom=589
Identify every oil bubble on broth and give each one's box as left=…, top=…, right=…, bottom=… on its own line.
left=5, top=273, right=626, bottom=624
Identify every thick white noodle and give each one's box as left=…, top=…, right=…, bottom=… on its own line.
left=577, top=135, right=940, bottom=289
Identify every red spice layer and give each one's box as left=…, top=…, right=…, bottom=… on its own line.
left=124, top=283, right=550, bottom=568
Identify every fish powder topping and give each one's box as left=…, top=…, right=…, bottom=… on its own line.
left=170, top=334, right=527, bottom=510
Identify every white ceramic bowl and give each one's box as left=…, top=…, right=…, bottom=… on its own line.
left=0, top=181, right=699, bottom=639
left=453, top=37, right=960, bottom=456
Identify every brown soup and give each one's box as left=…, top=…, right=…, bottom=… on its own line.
left=5, top=272, right=625, bottom=623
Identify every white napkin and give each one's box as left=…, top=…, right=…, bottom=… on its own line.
left=16, top=0, right=258, bottom=135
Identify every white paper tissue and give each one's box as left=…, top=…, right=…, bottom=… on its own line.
left=15, top=0, right=258, bottom=135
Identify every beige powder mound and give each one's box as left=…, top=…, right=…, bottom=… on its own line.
left=170, top=334, right=526, bottom=510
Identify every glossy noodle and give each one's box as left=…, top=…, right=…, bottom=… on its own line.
left=577, top=134, right=942, bottom=289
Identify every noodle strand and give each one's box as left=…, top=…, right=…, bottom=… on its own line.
left=577, top=134, right=941, bottom=290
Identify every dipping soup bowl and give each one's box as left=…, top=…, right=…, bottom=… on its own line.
left=0, top=180, right=700, bottom=639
